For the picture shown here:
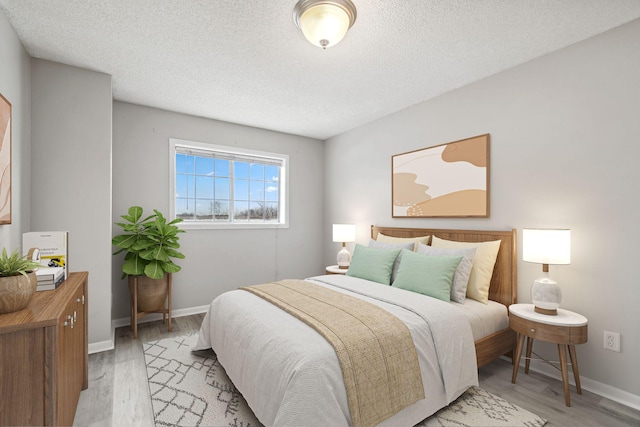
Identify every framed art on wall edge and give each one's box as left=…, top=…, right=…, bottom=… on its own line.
left=0, top=93, right=11, bottom=225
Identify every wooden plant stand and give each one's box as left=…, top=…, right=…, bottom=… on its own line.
left=129, top=273, right=172, bottom=339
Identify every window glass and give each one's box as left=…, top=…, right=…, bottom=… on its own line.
left=171, top=139, right=287, bottom=228
left=195, top=157, right=214, bottom=175
left=195, top=176, right=214, bottom=199
left=234, top=179, right=249, bottom=201
left=250, top=163, right=264, bottom=180
left=215, top=159, right=229, bottom=176
left=235, top=162, right=249, bottom=179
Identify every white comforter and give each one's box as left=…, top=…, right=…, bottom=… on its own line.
left=194, top=274, right=478, bottom=427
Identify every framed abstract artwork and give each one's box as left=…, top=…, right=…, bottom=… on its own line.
left=0, top=93, right=11, bottom=224
left=392, top=134, right=489, bottom=218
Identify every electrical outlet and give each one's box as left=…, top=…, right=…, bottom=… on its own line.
left=604, top=331, right=621, bottom=352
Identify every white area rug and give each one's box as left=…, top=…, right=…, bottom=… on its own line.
left=143, top=333, right=547, bottom=427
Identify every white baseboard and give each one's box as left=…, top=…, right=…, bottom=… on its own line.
left=88, top=305, right=209, bottom=355
left=111, top=304, right=209, bottom=329
left=503, top=355, right=640, bottom=411
left=88, top=328, right=115, bottom=354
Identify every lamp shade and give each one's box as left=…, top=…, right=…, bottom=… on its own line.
left=523, top=228, right=571, bottom=265
left=332, top=224, right=356, bottom=243
left=294, top=0, right=357, bottom=49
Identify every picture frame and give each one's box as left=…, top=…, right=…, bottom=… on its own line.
left=392, top=134, right=489, bottom=218
left=0, top=93, right=11, bottom=225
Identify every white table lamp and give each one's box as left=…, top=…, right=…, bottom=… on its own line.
left=523, top=228, right=571, bottom=315
left=333, top=224, right=356, bottom=269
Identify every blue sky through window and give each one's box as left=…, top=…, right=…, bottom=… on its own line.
left=174, top=151, right=282, bottom=223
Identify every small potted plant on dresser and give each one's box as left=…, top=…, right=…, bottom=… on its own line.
left=0, top=248, right=41, bottom=314
left=112, top=206, right=185, bottom=337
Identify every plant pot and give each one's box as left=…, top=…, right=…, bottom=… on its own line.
left=0, top=272, right=37, bottom=314
left=128, top=274, right=169, bottom=313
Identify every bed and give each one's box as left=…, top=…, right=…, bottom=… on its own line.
left=195, top=226, right=517, bottom=427
left=370, top=226, right=518, bottom=368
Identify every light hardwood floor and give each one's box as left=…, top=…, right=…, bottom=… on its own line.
left=74, top=314, right=640, bottom=427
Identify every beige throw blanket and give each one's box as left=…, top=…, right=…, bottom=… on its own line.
left=241, top=279, right=425, bottom=427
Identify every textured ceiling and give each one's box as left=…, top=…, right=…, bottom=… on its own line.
left=2, top=1, right=640, bottom=140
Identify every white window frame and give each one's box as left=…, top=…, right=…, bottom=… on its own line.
left=170, top=138, right=289, bottom=230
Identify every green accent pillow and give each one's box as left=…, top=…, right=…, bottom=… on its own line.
left=368, top=239, right=414, bottom=283
left=392, top=249, right=462, bottom=302
left=346, top=244, right=401, bottom=285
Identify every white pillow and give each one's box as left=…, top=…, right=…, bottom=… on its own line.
left=417, top=243, right=476, bottom=304
left=376, top=232, right=430, bottom=251
left=430, top=236, right=501, bottom=304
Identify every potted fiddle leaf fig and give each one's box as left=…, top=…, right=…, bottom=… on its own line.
left=0, top=248, right=41, bottom=314
left=112, top=206, right=185, bottom=313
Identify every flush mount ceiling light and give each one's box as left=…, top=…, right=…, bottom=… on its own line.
left=293, top=0, right=357, bottom=49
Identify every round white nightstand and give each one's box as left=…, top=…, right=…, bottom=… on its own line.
left=509, top=303, right=588, bottom=407
left=325, top=265, right=348, bottom=275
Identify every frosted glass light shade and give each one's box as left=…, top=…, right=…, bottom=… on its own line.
left=294, top=0, right=357, bottom=49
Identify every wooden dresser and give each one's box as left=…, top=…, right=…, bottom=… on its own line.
left=0, top=271, right=88, bottom=426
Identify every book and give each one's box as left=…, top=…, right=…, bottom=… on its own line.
left=23, top=231, right=69, bottom=280
left=36, top=275, right=64, bottom=286
left=36, top=270, right=65, bottom=291
left=35, top=266, right=64, bottom=281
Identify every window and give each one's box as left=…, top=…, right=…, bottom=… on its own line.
left=170, top=138, right=288, bottom=229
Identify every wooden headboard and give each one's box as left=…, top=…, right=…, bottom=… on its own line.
left=371, top=226, right=517, bottom=307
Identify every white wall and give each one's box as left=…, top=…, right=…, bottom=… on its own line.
left=31, top=59, right=113, bottom=347
left=111, top=102, right=325, bottom=321
left=324, top=19, right=640, bottom=403
left=0, top=11, right=30, bottom=250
